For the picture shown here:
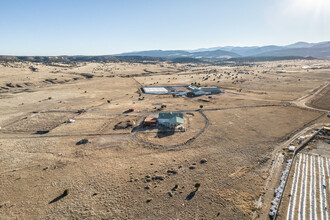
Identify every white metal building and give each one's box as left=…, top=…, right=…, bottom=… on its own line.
left=143, top=87, right=168, bottom=94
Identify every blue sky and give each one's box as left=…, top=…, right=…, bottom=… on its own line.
left=0, top=0, right=329, bottom=55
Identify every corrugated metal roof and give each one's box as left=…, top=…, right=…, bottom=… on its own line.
left=200, top=87, right=221, bottom=93
left=170, top=116, right=184, bottom=124
left=143, top=87, right=168, bottom=93
left=189, top=89, right=200, bottom=93
left=159, top=112, right=183, bottom=119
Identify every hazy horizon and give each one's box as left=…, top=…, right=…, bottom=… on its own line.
left=1, top=40, right=329, bottom=57
left=1, top=0, right=330, bottom=56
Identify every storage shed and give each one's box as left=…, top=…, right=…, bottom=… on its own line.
left=144, top=117, right=157, bottom=125
left=200, top=87, right=221, bottom=94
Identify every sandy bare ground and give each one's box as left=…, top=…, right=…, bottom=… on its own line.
left=292, top=82, right=330, bottom=111
left=0, top=60, right=329, bottom=219
left=277, top=135, right=330, bottom=220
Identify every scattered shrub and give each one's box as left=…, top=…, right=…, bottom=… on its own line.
left=63, top=189, right=69, bottom=196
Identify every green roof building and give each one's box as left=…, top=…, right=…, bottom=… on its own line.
left=158, top=112, right=184, bottom=127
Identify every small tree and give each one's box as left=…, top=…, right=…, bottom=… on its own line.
left=29, top=66, right=38, bottom=72
left=63, top=189, right=69, bottom=196
left=200, top=105, right=203, bottom=109
left=194, top=183, right=201, bottom=191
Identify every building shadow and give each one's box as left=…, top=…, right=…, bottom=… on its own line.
left=131, top=123, right=157, bottom=132
left=157, top=130, right=175, bottom=138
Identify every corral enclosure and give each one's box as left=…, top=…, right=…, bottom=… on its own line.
left=0, top=60, right=329, bottom=219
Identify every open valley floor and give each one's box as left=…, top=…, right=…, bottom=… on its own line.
left=0, top=60, right=329, bottom=219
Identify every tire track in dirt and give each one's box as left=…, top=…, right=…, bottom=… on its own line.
left=131, top=105, right=280, bottom=149
left=292, top=82, right=329, bottom=112
left=131, top=110, right=209, bottom=149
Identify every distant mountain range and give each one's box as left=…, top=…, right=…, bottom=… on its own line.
left=0, top=41, right=329, bottom=64
left=116, top=41, right=330, bottom=59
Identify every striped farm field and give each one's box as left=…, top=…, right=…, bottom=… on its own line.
left=279, top=153, right=330, bottom=220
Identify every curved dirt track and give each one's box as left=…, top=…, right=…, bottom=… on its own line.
left=131, top=104, right=282, bottom=149
left=131, top=110, right=209, bottom=149
left=129, top=81, right=329, bottom=151
left=256, top=82, right=330, bottom=220
left=291, top=82, right=330, bottom=112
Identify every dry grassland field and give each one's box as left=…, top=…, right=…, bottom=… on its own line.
left=0, top=60, right=330, bottom=219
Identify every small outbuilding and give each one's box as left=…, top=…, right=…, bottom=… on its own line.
left=187, top=89, right=210, bottom=97
left=322, top=126, right=330, bottom=135
left=200, top=87, right=221, bottom=94
left=144, top=117, right=157, bottom=125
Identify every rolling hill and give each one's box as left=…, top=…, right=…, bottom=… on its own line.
left=116, top=49, right=240, bottom=59
left=0, top=41, right=329, bottom=64
left=254, top=42, right=330, bottom=58
left=116, top=41, right=330, bottom=59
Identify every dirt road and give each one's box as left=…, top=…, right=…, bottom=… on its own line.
left=256, top=81, right=329, bottom=219
left=292, top=82, right=330, bottom=112
left=255, top=123, right=324, bottom=219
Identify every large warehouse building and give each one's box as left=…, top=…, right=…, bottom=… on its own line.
left=142, top=87, right=168, bottom=94
left=141, top=85, right=222, bottom=97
